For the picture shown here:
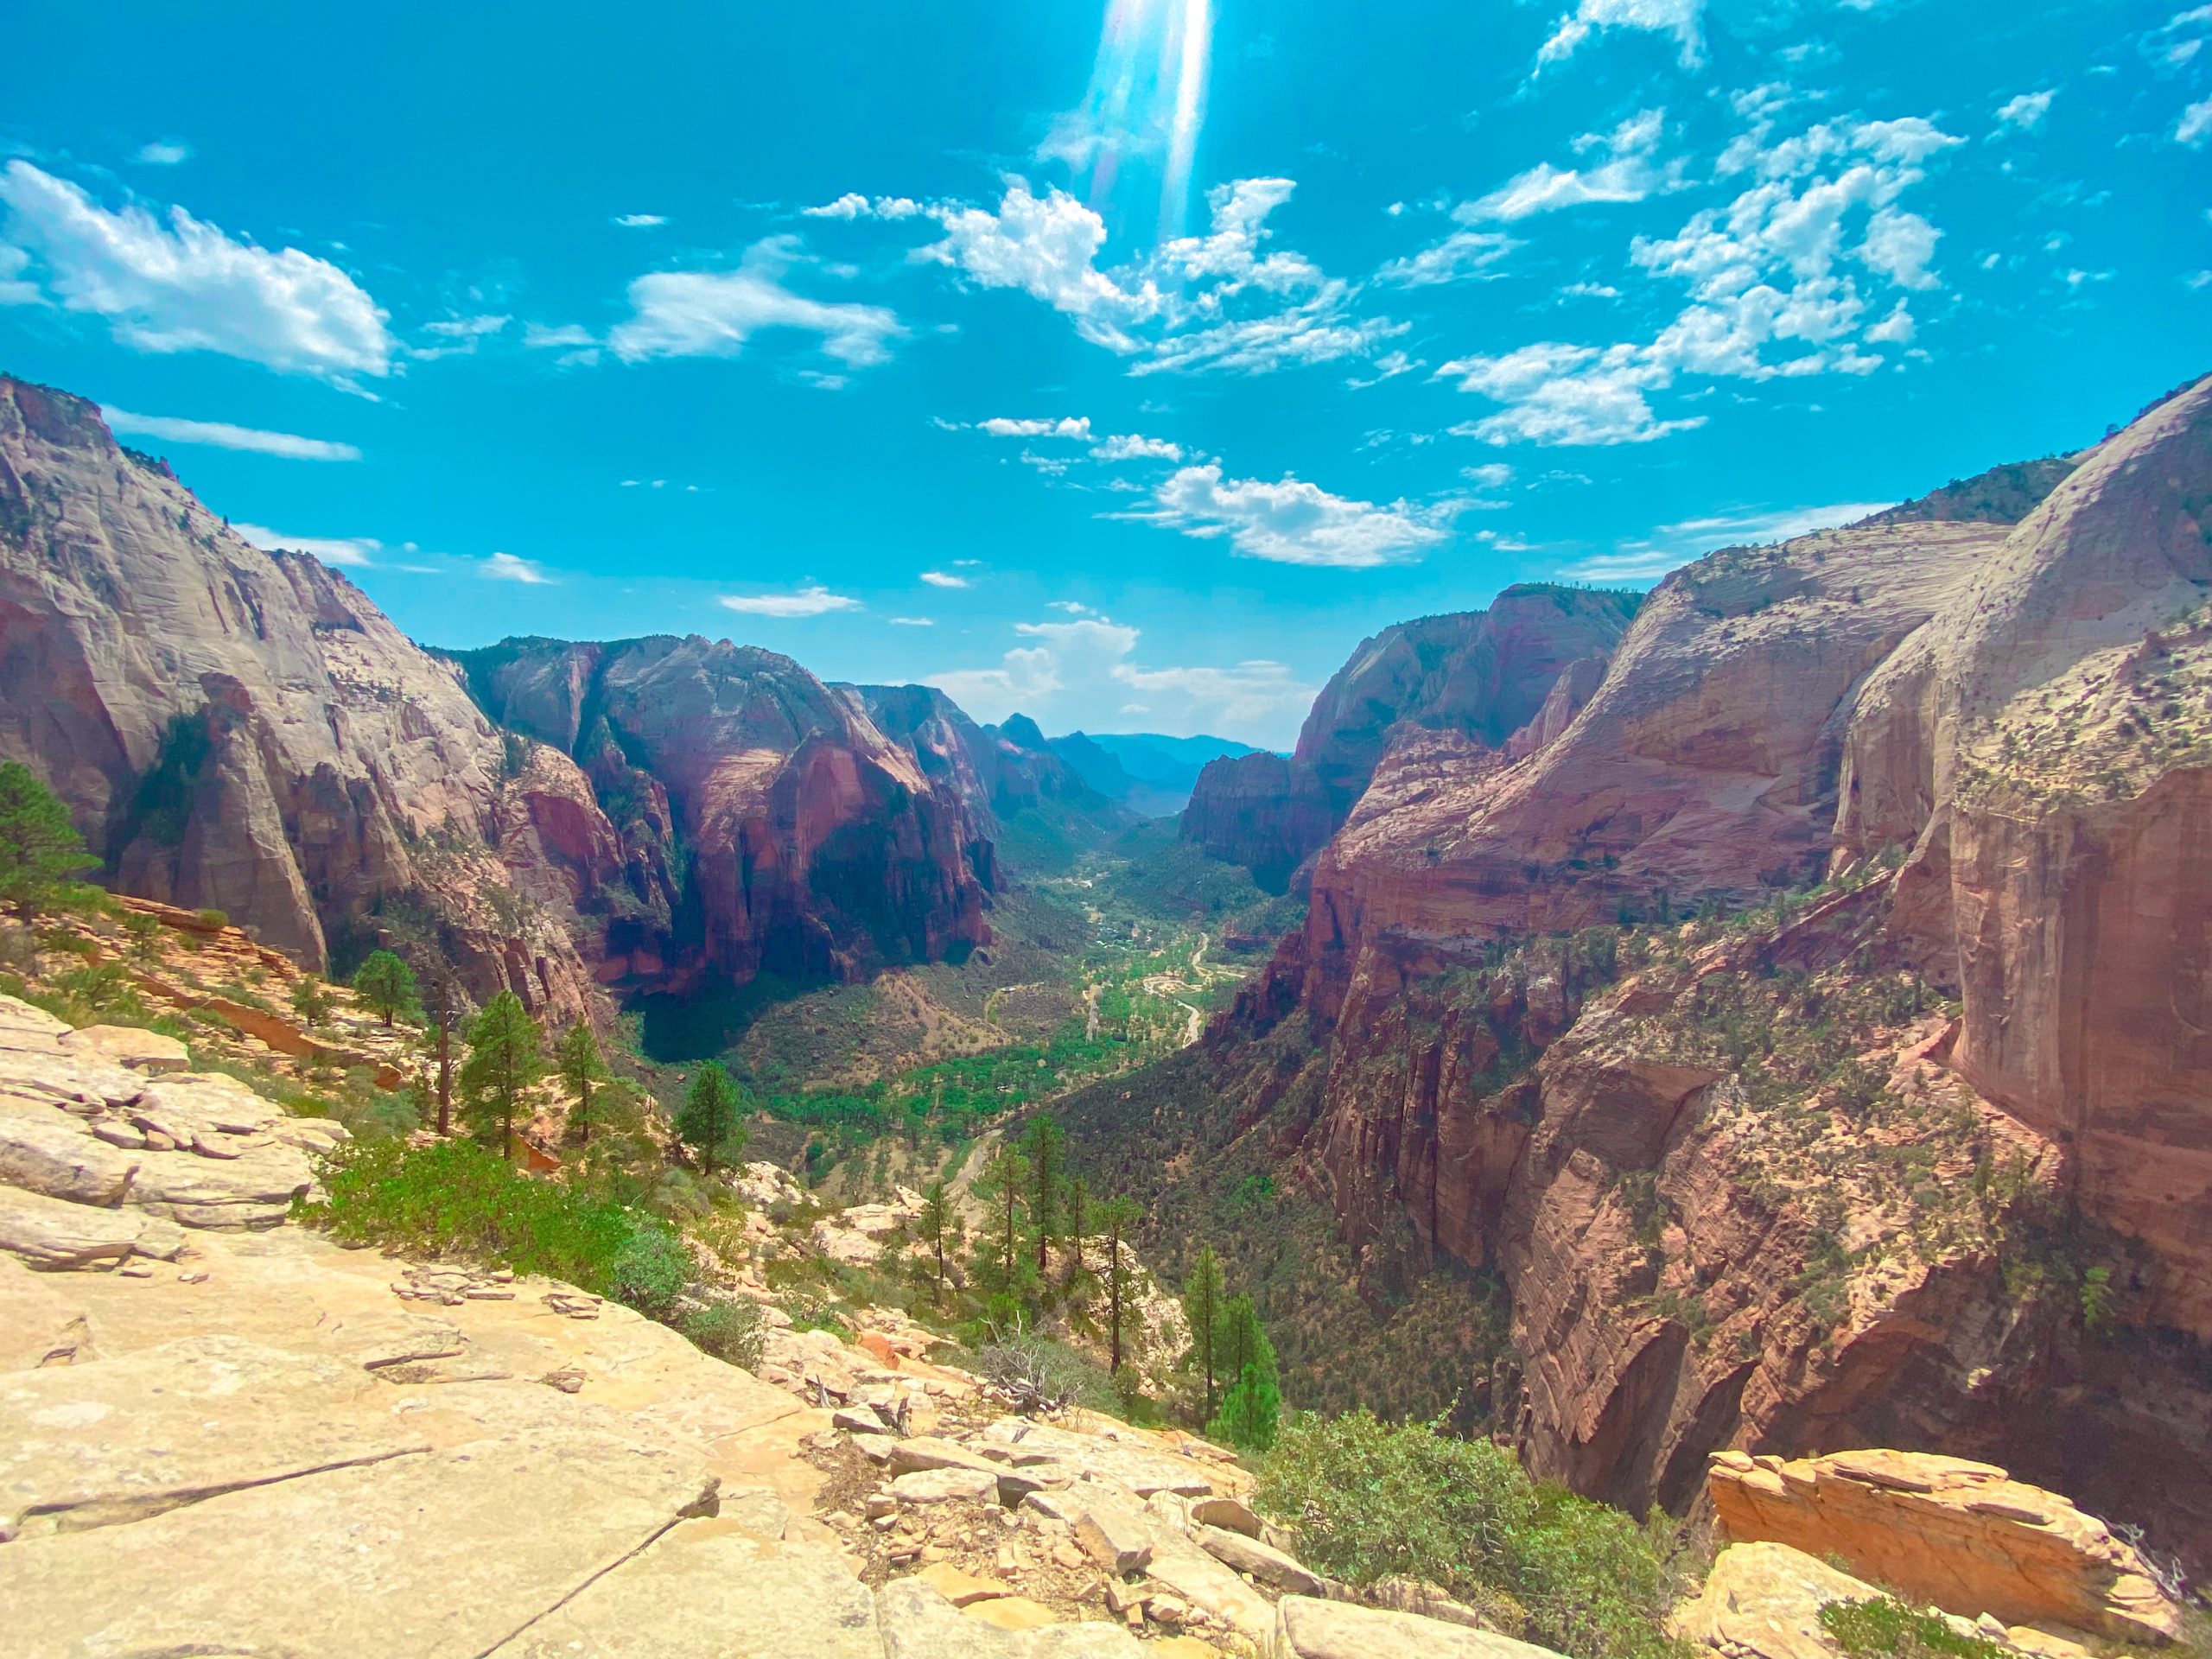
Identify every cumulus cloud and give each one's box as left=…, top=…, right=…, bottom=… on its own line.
left=720, top=583, right=861, bottom=616
left=1440, top=113, right=1961, bottom=445
left=1090, top=432, right=1183, bottom=461
left=979, top=416, right=1092, bottom=437
left=607, top=236, right=902, bottom=370
left=920, top=569, right=970, bottom=588
left=482, top=552, right=551, bottom=584
left=234, top=523, right=379, bottom=568
left=101, top=406, right=360, bottom=461
left=921, top=176, right=1402, bottom=377
left=1463, top=110, right=1679, bottom=221
left=803, top=194, right=925, bottom=219
left=1134, top=464, right=1450, bottom=567
left=1536, top=0, right=1705, bottom=71
left=1994, top=90, right=2055, bottom=133
left=0, top=162, right=393, bottom=383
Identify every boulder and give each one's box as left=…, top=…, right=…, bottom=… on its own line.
left=0, top=1109, right=139, bottom=1205
left=1075, top=1495, right=1154, bottom=1575
left=1194, top=1522, right=1325, bottom=1595
left=122, top=1142, right=315, bottom=1230
left=1274, top=1596, right=1571, bottom=1659
left=893, top=1466, right=1000, bottom=1504
left=0, top=1185, right=166, bottom=1268
left=1671, top=1541, right=1890, bottom=1659
left=1188, top=1494, right=1263, bottom=1537
left=60, top=1026, right=189, bottom=1075
left=876, top=1577, right=1144, bottom=1657
left=1707, top=1449, right=2188, bottom=1647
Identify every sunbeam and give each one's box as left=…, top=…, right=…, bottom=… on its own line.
left=1050, top=0, right=1215, bottom=238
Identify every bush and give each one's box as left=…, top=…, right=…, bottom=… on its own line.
left=1819, top=1599, right=2008, bottom=1659
left=1256, top=1410, right=1687, bottom=1659
left=682, top=1297, right=766, bottom=1369
left=298, top=1137, right=634, bottom=1295
left=608, top=1222, right=690, bottom=1319
left=196, top=908, right=230, bottom=931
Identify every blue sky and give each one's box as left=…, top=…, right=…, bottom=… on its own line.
left=3, top=0, right=2205, bottom=747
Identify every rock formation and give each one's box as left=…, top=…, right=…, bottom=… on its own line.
left=1185, top=378, right=2212, bottom=1567
left=844, top=689, right=1122, bottom=840
left=0, top=376, right=632, bottom=1020
left=1179, top=587, right=1641, bottom=890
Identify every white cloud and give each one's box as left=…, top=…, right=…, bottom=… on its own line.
left=1461, top=109, right=1678, bottom=221
left=920, top=569, right=970, bottom=588
left=927, top=647, right=1063, bottom=715
left=1442, top=114, right=1960, bottom=446
left=607, top=236, right=902, bottom=369
left=134, top=140, right=191, bottom=166
left=1562, top=281, right=1621, bottom=298
left=979, top=416, right=1091, bottom=438
left=234, top=523, right=379, bottom=567
left=803, top=194, right=924, bottom=219
left=2179, top=97, right=2212, bottom=147
left=483, top=552, right=551, bottom=584
left=423, top=314, right=508, bottom=338
left=1994, top=90, right=2055, bottom=133
left=719, top=584, right=861, bottom=616
left=1090, top=432, right=1183, bottom=461
left=613, top=213, right=666, bottom=227
left=1014, top=617, right=1143, bottom=654
left=923, top=176, right=1402, bottom=377
left=1374, top=230, right=1518, bottom=288
left=1560, top=498, right=1893, bottom=581
left=1138, top=464, right=1451, bottom=567
left=102, top=406, right=360, bottom=461
left=0, top=162, right=393, bottom=383
left=1109, top=659, right=1313, bottom=729
left=1048, top=601, right=1092, bottom=613
left=524, top=322, right=596, bottom=349
left=1463, top=461, right=1513, bottom=488
left=889, top=616, right=935, bottom=626
left=1536, top=0, right=1705, bottom=71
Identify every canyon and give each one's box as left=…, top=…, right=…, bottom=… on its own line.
left=1141, top=372, right=2212, bottom=1567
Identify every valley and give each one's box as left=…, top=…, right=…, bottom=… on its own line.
left=3, top=365, right=2210, bottom=1658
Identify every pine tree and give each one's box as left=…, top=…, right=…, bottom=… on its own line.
left=1205, top=1293, right=1280, bottom=1450
left=914, top=1179, right=957, bottom=1309
left=1181, top=1243, right=1226, bottom=1419
left=1098, top=1194, right=1144, bottom=1376
left=1063, top=1173, right=1089, bottom=1281
left=553, top=1021, right=608, bottom=1145
left=422, top=957, right=464, bottom=1136
left=458, top=990, right=543, bottom=1159
left=1023, top=1114, right=1064, bottom=1274
left=675, top=1061, right=745, bottom=1177
left=0, top=761, right=96, bottom=918
left=350, top=950, right=419, bottom=1027
left=289, top=974, right=334, bottom=1028
left=975, top=1144, right=1033, bottom=1299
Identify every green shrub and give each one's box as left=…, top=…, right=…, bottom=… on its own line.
left=1819, top=1599, right=2008, bottom=1659
left=682, top=1297, right=766, bottom=1369
left=298, top=1137, right=634, bottom=1295
left=1256, top=1410, right=1687, bottom=1659
left=195, top=908, right=230, bottom=931
left=608, top=1222, right=690, bottom=1319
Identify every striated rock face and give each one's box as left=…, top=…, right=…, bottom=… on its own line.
left=0, top=377, right=627, bottom=1020
left=1707, top=1448, right=2187, bottom=1648
left=458, top=639, right=990, bottom=989
left=1180, top=586, right=1639, bottom=890
left=844, top=687, right=1117, bottom=841
left=1195, top=379, right=2212, bottom=1568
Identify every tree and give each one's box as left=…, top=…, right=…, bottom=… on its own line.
left=1023, top=1114, right=1065, bottom=1274
left=422, top=957, right=464, bottom=1136
left=1206, top=1294, right=1280, bottom=1451
left=914, top=1179, right=957, bottom=1309
left=1098, top=1194, right=1144, bottom=1376
left=1181, top=1243, right=1226, bottom=1419
left=675, top=1061, right=746, bottom=1177
left=290, top=974, right=334, bottom=1027
left=0, top=761, right=97, bottom=918
left=351, top=949, right=419, bottom=1027
left=974, top=1143, right=1034, bottom=1302
left=1064, top=1173, right=1090, bottom=1281
left=554, top=1021, right=609, bottom=1145
left=458, top=989, right=543, bottom=1159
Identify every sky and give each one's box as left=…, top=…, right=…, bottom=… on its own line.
left=2, top=1, right=2206, bottom=749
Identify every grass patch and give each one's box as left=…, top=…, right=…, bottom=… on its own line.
left=1818, top=1599, right=2008, bottom=1659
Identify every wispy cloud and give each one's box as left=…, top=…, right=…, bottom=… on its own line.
left=1460, top=110, right=1678, bottom=221
left=719, top=584, right=861, bottom=616
left=613, top=213, right=667, bottom=227
left=607, top=235, right=901, bottom=372
left=1993, top=90, right=2055, bottom=133
left=0, top=161, right=393, bottom=384
left=234, top=523, right=379, bottom=568
left=1560, top=499, right=1895, bottom=581
left=1090, top=432, right=1183, bottom=461
left=920, top=569, right=970, bottom=588
left=888, top=616, right=935, bottom=626
left=1131, top=464, right=1452, bottom=568
left=482, top=551, right=552, bottom=584
left=102, top=407, right=360, bottom=461
left=133, top=139, right=191, bottom=166
left=1536, top=0, right=1705, bottom=71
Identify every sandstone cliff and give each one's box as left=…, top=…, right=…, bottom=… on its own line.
left=455, top=640, right=994, bottom=990
left=1179, top=586, right=1640, bottom=891
left=0, top=377, right=626, bottom=1022
left=1181, top=379, right=2212, bottom=1568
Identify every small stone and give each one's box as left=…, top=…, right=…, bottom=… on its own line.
left=537, top=1365, right=586, bottom=1394
left=179, top=1270, right=208, bottom=1284
left=916, top=1564, right=1012, bottom=1607
left=118, top=1262, right=156, bottom=1279
left=964, top=1596, right=1059, bottom=1632
left=1053, top=1542, right=1087, bottom=1570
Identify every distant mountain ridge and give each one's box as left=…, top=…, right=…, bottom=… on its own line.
left=1046, top=729, right=1268, bottom=817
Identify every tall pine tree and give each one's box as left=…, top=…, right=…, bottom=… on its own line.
left=1023, top=1114, right=1064, bottom=1274
left=1098, top=1194, right=1143, bottom=1376
left=675, top=1061, right=745, bottom=1176
left=458, top=990, right=543, bottom=1159
left=1181, top=1244, right=1226, bottom=1419
left=1206, top=1293, right=1281, bottom=1451
left=553, top=1021, right=609, bottom=1145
